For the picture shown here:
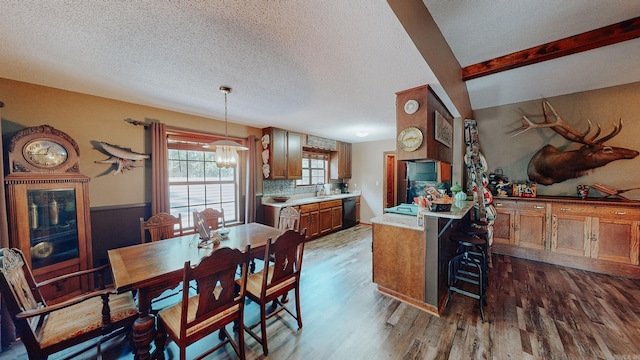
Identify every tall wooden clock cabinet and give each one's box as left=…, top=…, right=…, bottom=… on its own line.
left=5, top=125, right=92, bottom=303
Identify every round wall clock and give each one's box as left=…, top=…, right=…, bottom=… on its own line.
left=397, top=127, right=423, bottom=152
left=23, top=139, right=69, bottom=168
left=7, top=124, right=80, bottom=174
left=404, top=99, right=419, bottom=114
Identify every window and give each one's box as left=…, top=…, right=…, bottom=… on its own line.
left=167, top=139, right=239, bottom=230
left=296, top=152, right=328, bottom=186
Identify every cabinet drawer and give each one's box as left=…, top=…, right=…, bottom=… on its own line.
left=493, top=199, right=518, bottom=210
left=592, top=206, right=640, bottom=218
left=515, top=201, right=547, bottom=212
left=299, top=203, right=319, bottom=213
left=319, top=199, right=342, bottom=209
left=552, top=204, right=597, bottom=215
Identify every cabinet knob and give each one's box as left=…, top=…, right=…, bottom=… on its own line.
left=614, top=211, right=627, bottom=215
left=495, top=203, right=503, bottom=207
left=560, top=207, right=570, bottom=211
left=533, top=205, right=544, bottom=209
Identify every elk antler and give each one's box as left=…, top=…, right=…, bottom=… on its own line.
left=508, top=101, right=622, bottom=145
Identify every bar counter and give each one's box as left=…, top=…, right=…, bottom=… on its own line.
left=370, top=201, right=474, bottom=315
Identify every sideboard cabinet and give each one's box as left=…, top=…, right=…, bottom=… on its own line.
left=492, top=197, right=640, bottom=278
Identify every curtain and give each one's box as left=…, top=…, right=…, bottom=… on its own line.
left=151, top=122, right=169, bottom=214
left=245, top=135, right=257, bottom=223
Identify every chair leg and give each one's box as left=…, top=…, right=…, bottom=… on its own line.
left=294, top=286, right=303, bottom=330
left=260, top=301, right=269, bottom=355
left=238, top=321, right=246, bottom=360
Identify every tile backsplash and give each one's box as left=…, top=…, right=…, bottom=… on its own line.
left=263, top=180, right=339, bottom=196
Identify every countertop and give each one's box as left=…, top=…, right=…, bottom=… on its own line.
left=262, top=192, right=360, bottom=208
left=370, top=201, right=474, bottom=230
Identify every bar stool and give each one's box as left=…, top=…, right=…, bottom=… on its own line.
left=445, top=231, right=488, bottom=321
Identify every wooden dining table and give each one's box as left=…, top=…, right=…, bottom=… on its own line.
left=108, top=222, right=285, bottom=360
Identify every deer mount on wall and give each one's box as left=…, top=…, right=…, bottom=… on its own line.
left=509, top=101, right=639, bottom=185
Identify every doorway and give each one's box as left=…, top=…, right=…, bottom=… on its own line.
left=383, top=152, right=399, bottom=209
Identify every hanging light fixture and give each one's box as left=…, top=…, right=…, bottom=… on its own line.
left=205, top=86, right=248, bottom=168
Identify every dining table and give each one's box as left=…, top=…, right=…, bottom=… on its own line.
left=108, top=222, right=285, bottom=360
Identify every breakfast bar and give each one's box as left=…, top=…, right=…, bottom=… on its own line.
left=370, top=201, right=474, bottom=315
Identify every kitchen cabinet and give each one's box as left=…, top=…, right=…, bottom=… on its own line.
left=493, top=198, right=547, bottom=250
left=299, top=203, right=319, bottom=239
left=492, top=197, right=640, bottom=278
left=319, top=199, right=342, bottom=235
left=551, top=203, right=639, bottom=265
left=330, top=141, right=352, bottom=179
left=263, top=127, right=302, bottom=180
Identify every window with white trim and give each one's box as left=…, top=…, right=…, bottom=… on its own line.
left=167, top=138, right=239, bottom=230
left=296, top=152, right=328, bottom=186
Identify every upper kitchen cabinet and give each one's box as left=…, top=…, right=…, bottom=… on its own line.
left=262, top=127, right=302, bottom=180
left=396, top=85, right=453, bottom=162
left=330, top=141, right=352, bottom=179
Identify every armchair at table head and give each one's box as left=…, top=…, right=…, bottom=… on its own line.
left=158, top=245, right=251, bottom=360
left=0, top=248, right=137, bottom=360
left=140, top=212, right=183, bottom=243
left=278, top=206, right=300, bottom=232
left=238, top=228, right=306, bottom=355
left=197, top=208, right=225, bottom=231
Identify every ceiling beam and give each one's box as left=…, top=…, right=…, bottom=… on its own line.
left=462, top=16, right=640, bottom=81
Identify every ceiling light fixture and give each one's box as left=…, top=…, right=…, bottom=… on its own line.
left=355, top=131, right=369, bottom=137
left=205, top=86, right=248, bottom=168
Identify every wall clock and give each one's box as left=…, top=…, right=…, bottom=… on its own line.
left=397, top=126, right=423, bottom=152
left=7, top=124, right=80, bottom=174
left=404, top=99, right=419, bottom=114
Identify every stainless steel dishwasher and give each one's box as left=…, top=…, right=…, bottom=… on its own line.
left=342, top=197, right=357, bottom=229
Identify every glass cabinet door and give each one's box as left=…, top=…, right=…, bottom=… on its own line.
left=28, top=188, right=79, bottom=269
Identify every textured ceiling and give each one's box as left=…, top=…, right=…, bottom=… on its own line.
left=1, top=1, right=639, bottom=144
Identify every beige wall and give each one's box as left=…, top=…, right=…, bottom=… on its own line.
left=473, top=82, right=640, bottom=200
left=352, top=139, right=396, bottom=223
left=0, top=78, right=263, bottom=207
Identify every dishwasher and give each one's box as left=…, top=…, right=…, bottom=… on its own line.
left=342, top=197, right=357, bottom=229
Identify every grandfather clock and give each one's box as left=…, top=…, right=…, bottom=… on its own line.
left=5, top=125, right=92, bottom=303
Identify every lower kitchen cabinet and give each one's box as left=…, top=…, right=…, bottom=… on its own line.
left=319, top=199, right=342, bottom=235
left=493, top=197, right=640, bottom=278
left=299, top=203, right=319, bottom=239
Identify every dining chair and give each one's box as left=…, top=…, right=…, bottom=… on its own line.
left=278, top=206, right=300, bottom=231
left=0, top=248, right=138, bottom=360
left=197, top=208, right=225, bottom=231
left=140, top=212, right=183, bottom=243
left=158, top=245, right=251, bottom=360
left=239, top=229, right=306, bottom=355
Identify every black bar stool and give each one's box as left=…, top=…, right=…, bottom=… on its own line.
left=445, top=231, right=488, bottom=321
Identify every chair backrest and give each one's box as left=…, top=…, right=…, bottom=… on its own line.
left=179, top=246, right=249, bottom=339
left=140, top=212, right=183, bottom=243
left=0, top=248, right=45, bottom=345
left=278, top=206, right=300, bottom=232
left=260, top=229, right=306, bottom=298
left=198, top=208, right=225, bottom=231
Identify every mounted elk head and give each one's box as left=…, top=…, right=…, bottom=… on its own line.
left=509, top=101, right=639, bottom=185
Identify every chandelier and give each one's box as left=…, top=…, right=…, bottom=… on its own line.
left=205, top=86, right=248, bottom=168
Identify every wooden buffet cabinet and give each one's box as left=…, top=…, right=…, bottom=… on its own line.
left=492, top=197, right=640, bottom=278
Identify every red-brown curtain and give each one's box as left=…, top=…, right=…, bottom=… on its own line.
left=245, top=135, right=257, bottom=223
left=151, top=122, right=169, bottom=214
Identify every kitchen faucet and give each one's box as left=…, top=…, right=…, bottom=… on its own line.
left=316, top=182, right=325, bottom=196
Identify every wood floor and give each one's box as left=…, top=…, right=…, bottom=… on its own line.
left=3, top=223, right=640, bottom=359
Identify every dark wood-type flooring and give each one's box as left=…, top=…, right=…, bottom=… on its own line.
left=2, top=224, right=640, bottom=359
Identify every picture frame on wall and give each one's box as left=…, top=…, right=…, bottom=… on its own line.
left=434, top=110, right=452, bottom=148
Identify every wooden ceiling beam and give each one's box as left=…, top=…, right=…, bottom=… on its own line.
left=462, top=16, right=640, bottom=81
